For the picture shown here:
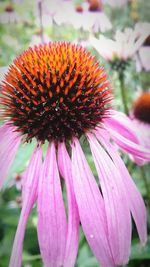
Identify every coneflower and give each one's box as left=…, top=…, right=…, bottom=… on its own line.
left=53, top=1, right=112, bottom=33
left=0, top=4, right=20, bottom=24
left=0, top=42, right=149, bottom=267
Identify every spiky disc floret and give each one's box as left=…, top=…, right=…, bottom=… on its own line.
left=133, top=92, right=150, bottom=124
left=0, top=42, right=112, bottom=142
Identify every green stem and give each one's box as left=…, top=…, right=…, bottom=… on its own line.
left=38, top=1, right=44, bottom=44
left=127, top=160, right=134, bottom=174
left=140, top=165, right=150, bottom=206
left=23, top=254, right=41, bottom=262
left=119, top=73, right=129, bottom=115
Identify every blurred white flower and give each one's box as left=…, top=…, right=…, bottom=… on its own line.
left=90, top=23, right=150, bottom=60
left=136, top=22, right=150, bottom=71
left=54, top=1, right=112, bottom=32
left=85, top=11, right=112, bottom=33
left=0, top=5, right=21, bottom=24
left=134, top=22, right=150, bottom=72
left=35, top=13, right=53, bottom=28
left=39, top=0, right=60, bottom=16
left=2, top=35, right=19, bottom=48
left=35, top=0, right=61, bottom=28
left=53, top=1, right=79, bottom=28
left=135, top=22, right=150, bottom=36
left=137, top=47, right=150, bottom=72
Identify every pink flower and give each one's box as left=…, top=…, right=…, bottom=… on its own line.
left=0, top=42, right=149, bottom=267
left=90, top=23, right=150, bottom=60
left=103, top=109, right=150, bottom=165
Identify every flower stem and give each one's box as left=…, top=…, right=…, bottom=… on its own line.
left=38, top=0, right=44, bottom=44
left=140, top=165, right=150, bottom=206
left=119, top=73, right=129, bottom=115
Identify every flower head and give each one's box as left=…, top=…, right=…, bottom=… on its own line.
left=88, top=0, right=102, bottom=11
left=128, top=92, right=150, bottom=165
left=75, top=5, right=83, bottom=13
left=0, top=3, right=21, bottom=24
left=133, top=92, right=150, bottom=124
left=53, top=1, right=112, bottom=32
left=0, top=42, right=150, bottom=267
left=5, top=4, right=14, bottom=13
left=1, top=42, right=111, bottom=142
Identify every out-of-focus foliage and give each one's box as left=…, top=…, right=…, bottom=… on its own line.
left=0, top=0, right=150, bottom=266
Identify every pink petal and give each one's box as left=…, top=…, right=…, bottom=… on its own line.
left=105, top=110, right=140, bottom=143
left=9, top=145, right=42, bottom=267
left=71, top=138, right=115, bottom=267
left=0, top=124, right=21, bottom=189
left=37, top=142, right=67, bottom=267
left=108, top=127, right=150, bottom=161
left=88, top=133, right=131, bottom=266
left=98, top=132, right=147, bottom=245
left=57, top=142, right=80, bottom=267
left=105, top=111, right=150, bottom=162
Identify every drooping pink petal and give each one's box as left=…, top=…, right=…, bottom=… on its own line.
left=105, top=110, right=140, bottom=143
left=37, top=142, right=67, bottom=267
left=104, top=111, right=150, bottom=162
left=108, top=127, right=150, bottom=161
left=97, top=131, right=147, bottom=245
left=87, top=133, right=131, bottom=266
left=127, top=117, right=150, bottom=165
left=0, top=124, right=21, bottom=189
left=9, top=145, right=42, bottom=267
left=71, top=138, right=115, bottom=267
left=58, top=142, right=80, bottom=267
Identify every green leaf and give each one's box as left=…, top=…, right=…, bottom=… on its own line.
left=5, top=140, right=36, bottom=187
left=22, top=253, right=41, bottom=262
left=130, top=237, right=150, bottom=260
